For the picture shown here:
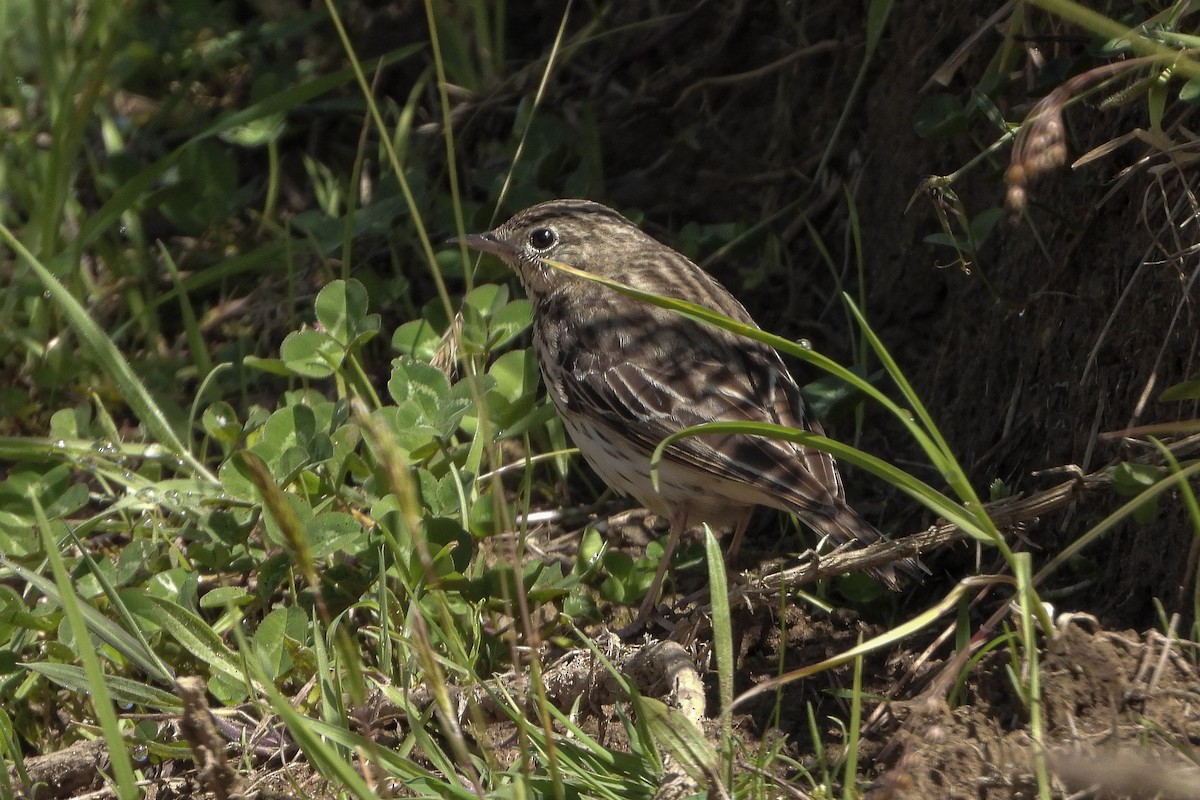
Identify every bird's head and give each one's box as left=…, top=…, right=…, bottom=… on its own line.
left=461, top=199, right=651, bottom=298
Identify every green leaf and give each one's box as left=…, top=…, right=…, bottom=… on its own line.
left=48, top=406, right=93, bottom=439
left=0, top=584, right=55, bottom=634
left=1148, top=70, right=1168, bottom=131
left=575, top=526, right=606, bottom=578
left=315, top=279, right=380, bottom=348
left=417, top=470, right=453, bottom=518
left=1161, top=377, right=1200, bottom=402
left=202, top=402, right=242, bottom=445
left=25, top=663, right=182, bottom=712
left=252, top=607, right=308, bottom=680
left=635, top=696, right=718, bottom=787
left=424, top=517, right=474, bottom=574
left=251, top=403, right=333, bottom=473
left=241, top=356, right=297, bottom=376
left=112, top=542, right=162, bottom=585
left=1109, top=462, right=1166, bottom=525
left=219, top=113, right=286, bottom=147
left=199, top=587, right=252, bottom=609
left=157, top=140, right=241, bottom=234
left=389, top=359, right=451, bottom=409
left=44, top=483, right=89, bottom=520
left=865, top=0, right=895, bottom=51
left=488, top=349, right=538, bottom=405
left=1180, top=77, right=1200, bottom=103
left=305, top=512, right=367, bottom=559
left=459, top=296, right=489, bottom=354
left=387, top=359, right=474, bottom=442
left=600, top=549, right=657, bottom=604
left=440, top=376, right=481, bottom=435
left=373, top=405, right=440, bottom=459
left=487, top=298, right=532, bottom=349
left=443, top=561, right=568, bottom=605
left=392, top=319, right=442, bottom=362
left=968, top=207, right=1003, bottom=247
left=463, top=283, right=508, bottom=315
left=260, top=491, right=315, bottom=551
left=1110, top=462, right=1167, bottom=493
left=123, top=593, right=245, bottom=684
left=279, top=329, right=343, bottom=378
left=479, top=350, right=539, bottom=432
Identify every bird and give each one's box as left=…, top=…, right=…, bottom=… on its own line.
left=461, top=198, right=924, bottom=626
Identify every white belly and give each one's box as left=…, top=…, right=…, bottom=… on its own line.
left=559, top=410, right=757, bottom=528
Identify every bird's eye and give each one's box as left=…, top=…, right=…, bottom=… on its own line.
left=528, top=228, right=557, bottom=251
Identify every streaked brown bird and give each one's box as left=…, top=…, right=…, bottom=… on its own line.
left=463, top=199, right=923, bottom=625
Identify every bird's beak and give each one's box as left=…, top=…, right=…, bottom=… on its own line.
left=459, top=231, right=513, bottom=259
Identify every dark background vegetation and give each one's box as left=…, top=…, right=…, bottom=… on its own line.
left=3, top=1, right=1198, bottom=797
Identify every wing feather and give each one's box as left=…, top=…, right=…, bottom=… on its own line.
left=552, top=299, right=845, bottom=517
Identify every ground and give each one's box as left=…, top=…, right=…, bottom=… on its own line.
left=9, top=2, right=1200, bottom=798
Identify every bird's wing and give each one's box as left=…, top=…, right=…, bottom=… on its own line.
left=557, top=311, right=847, bottom=515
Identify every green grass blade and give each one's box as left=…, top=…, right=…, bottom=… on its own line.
left=541, top=257, right=967, bottom=481
left=0, top=226, right=216, bottom=482
left=129, top=595, right=248, bottom=687
left=1035, top=459, right=1200, bottom=582
left=0, top=705, right=26, bottom=797
left=24, top=663, right=183, bottom=711
left=704, top=526, right=734, bottom=783
left=841, top=636, right=864, bottom=800
left=652, top=421, right=992, bottom=542
left=730, top=575, right=1010, bottom=711
left=64, top=527, right=176, bottom=685
left=1013, top=552, right=1052, bottom=800
left=843, top=295, right=984, bottom=511
left=33, top=496, right=140, bottom=800
left=2, top=556, right=174, bottom=683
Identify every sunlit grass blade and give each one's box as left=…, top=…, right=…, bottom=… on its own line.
left=0, top=706, right=26, bottom=797
left=1035, top=459, right=1200, bottom=583
left=1152, top=439, right=1200, bottom=640
left=843, top=296, right=986, bottom=516
left=64, top=527, right=176, bottom=685
left=541, top=257, right=976, bottom=483
left=841, top=637, right=865, bottom=800
left=729, top=575, right=1010, bottom=712
left=634, top=696, right=720, bottom=795
left=23, top=663, right=183, bottom=712
left=704, top=526, right=734, bottom=781
left=129, top=594, right=255, bottom=690
left=2, top=557, right=174, bottom=684
left=652, top=420, right=992, bottom=542
left=0, top=227, right=216, bottom=482
left=237, top=646, right=450, bottom=799
left=1012, top=552, right=1052, bottom=800
left=33, top=495, right=140, bottom=800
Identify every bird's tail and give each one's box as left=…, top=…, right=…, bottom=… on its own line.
left=803, top=502, right=928, bottom=591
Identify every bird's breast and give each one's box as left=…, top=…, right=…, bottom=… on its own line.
left=558, top=408, right=762, bottom=528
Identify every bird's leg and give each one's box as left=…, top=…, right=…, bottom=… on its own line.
left=723, top=512, right=753, bottom=567
left=633, top=508, right=689, bottom=628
